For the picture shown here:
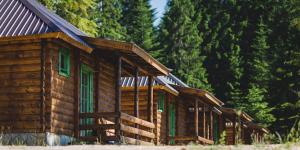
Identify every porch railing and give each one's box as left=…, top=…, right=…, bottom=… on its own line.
left=79, top=112, right=155, bottom=144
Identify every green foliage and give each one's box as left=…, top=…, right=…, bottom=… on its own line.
left=158, top=0, right=212, bottom=91
left=55, top=0, right=98, bottom=37
left=96, top=0, right=126, bottom=40
left=121, top=0, right=155, bottom=50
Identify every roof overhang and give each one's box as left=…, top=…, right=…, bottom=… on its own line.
left=81, top=36, right=170, bottom=76
left=0, top=32, right=93, bottom=53
left=172, top=85, right=224, bottom=107
left=246, top=122, right=269, bottom=133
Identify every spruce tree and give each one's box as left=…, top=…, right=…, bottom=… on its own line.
left=96, top=0, right=126, bottom=40
left=244, top=18, right=275, bottom=126
left=55, top=0, right=98, bottom=37
left=121, top=0, right=155, bottom=50
left=158, top=0, right=212, bottom=91
left=269, top=0, right=300, bottom=134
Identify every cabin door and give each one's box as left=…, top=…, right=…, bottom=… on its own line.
left=80, top=64, right=94, bottom=136
left=169, top=103, right=176, bottom=144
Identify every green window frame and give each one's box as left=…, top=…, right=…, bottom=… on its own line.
left=213, top=114, right=219, bottom=143
left=158, top=92, right=165, bottom=112
left=58, top=48, right=70, bottom=77
left=80, top=64, right=94, bottom=136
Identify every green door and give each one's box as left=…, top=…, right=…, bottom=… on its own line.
left=80, top=64, right=94, bottom=136
left=169, top=103, right=176, bottom=144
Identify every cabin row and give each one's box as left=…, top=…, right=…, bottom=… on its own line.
left=0, top=0, right=267, bottom=146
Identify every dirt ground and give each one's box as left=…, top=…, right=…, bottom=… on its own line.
left=0, top=145, right=299, bottom=150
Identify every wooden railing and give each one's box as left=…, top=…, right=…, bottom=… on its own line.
left=120, top=112, right=155, bottom=140
left=79, top=112, right=155, bottom=144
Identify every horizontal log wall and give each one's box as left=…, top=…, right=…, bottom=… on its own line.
left=48, top=40, right=77, bottom=136
left=176, top=97, right=188, bottom=137
left=98, top=57, right=115, bottom=113
left=0, top=40, right=42, bottom=132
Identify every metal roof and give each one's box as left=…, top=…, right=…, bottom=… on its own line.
left=0, top=0, right=90, bottom=47
left=121, top=76, right=179, bottom=94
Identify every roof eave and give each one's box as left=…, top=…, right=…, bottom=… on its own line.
left=0, top=32, right=93, bottom=53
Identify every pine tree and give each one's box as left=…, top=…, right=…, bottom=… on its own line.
left=158, top=0, right=212, bottom=91
left=96, top=0, right=126, bottom=40
left=268, top=0, right=300, bottom=134
left=121, top=0, right=155, bottom=50
left=37, top=0, right=55, bottom=10
left=55, top=0, right=98, bottom=37
left=244, top=18, right=275, bottom=126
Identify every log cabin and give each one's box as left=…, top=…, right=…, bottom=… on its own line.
left=121, top=74, right=225, bottom=145
left=0, top=0, right=170, bottom=145
left=220, top=108, right=268, bottom=145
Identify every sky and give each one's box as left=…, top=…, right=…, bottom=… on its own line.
left=150, top=0, right=168, bottom=26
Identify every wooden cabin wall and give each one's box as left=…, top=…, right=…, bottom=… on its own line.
left=47, top=40, right=78, bottom=136
left=176, top=97, right=188, bottom=137
left=98, top=57, right=116, bottom=113
left=0, top=39, right=42, bottom=133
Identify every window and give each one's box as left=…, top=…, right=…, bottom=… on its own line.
left=158, top=92, right=165, bottom=112
left=58, top=48, right=70, bottom=77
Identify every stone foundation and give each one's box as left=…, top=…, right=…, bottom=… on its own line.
left=0, top=132, right=75, bottom=146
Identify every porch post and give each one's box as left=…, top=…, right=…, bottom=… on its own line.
left=203, top=104, right=206, bottom=139
left=233, top=116, right=236, bottom=145
left=194, top=99, right=199, bottom=137
left=147, top=76, right=153, bottom=122
left=74, top=49, right=80, bottom=138
left=210, top=109, right=213, bottom=140
left=115, top=55, right=122, bottom=142
left=134, top=67, right=139, bottom=141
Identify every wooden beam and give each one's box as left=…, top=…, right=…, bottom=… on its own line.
left=210, top=108, right=213, bottom=140
left=74, top=49, right=80, bottom=138
left=203, top=104, right=206, bottom=138
left=115, top=55, right=122, bottom=142
left=194, top=99, right=199, bottom=136
left=147, top=76, right=153, bottom=123
left=121, top=112, right=155, bottom=129
left=233, top=116, right=236, bottom=145
left=134, top=67, right=139, bottom=142
left=79, top=112, right=119, bottom=118
left=120, top=124, right=155, bottom=139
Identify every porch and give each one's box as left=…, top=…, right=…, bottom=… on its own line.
left=171, top=86, right=224, bottom=145
left=75, top=38, right=169, bottom=145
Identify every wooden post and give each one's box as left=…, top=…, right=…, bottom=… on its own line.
left=219, top=114, right=223, bottom=141
left=147, top=76, right=153, bottom=122
left=74, top=49, right=80, bottom=138
left=94, top=56, right=100, bottom=137
left=203, top=104, right=206, bottom=139
left=194, top=99, right=199, bottom=137
left=134, top=67, right=139, bottom=142
left=40, top=40, right=46, bottom=132
left=210, top=109, right=213, bottom=140
left=166, top=94, right=169, bottom=144
left=115, top=55, right=122, bottom=142
left=233, top=116, right=236, bottom=145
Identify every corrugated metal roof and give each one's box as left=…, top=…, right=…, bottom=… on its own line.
left=121, top=75, right=181, bottom=95
left=0, top=0, right=90, bottom=47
